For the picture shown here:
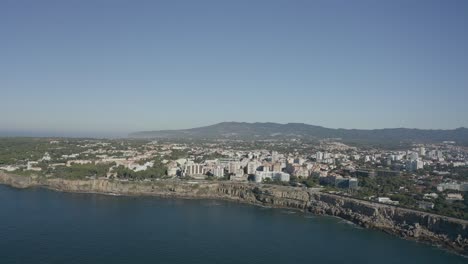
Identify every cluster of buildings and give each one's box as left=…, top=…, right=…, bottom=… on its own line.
left=165, top=148, right=358, bottom=188
left=2, top=139, right=468, bottom=208
left=166, top=152, right=297, bottom=183
left=437, top=182, right=468, bottom=192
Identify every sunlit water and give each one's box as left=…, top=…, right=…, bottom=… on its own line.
left=0, top=185, right=465, bottom=264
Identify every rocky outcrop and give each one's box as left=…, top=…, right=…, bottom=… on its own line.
left=0, top=173, right=310, bottom=209
left=309, top=192, right=468, bottom=255
left=0, top=172, right=467, bottom=255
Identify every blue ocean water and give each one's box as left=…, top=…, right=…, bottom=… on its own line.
left=0, top=185, right=465, bottom=264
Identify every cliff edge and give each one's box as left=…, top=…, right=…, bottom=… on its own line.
left=0, top=172, right=466, bottom=255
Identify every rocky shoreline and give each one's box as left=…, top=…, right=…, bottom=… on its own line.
left=0, top=172, right=467, bottom=256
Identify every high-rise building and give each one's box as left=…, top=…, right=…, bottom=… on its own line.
left=271, top=151, right=279, bottom=162
left=409, top=152, right=419, bottom=161
left=419, top=147, right=426, bottom=156
left=316, top=152, right=323, bottom=161
left=436, top=150, right=444, bottom=159
left=184, top=164, right=203, bottom=176
left=213, top=166, right=225, bottom=178
left=406, top=159, right=423, bottom=172
left=247, top=161, right=261, bottom=175
left=228, top=162, right=242, bottom=175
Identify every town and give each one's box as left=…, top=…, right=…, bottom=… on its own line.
left=0, top=137, right=467, bottom=219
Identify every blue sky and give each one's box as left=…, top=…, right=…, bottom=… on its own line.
left=1, top=0, right=468, bottom=136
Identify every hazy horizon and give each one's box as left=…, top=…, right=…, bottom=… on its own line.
left=1, top=121, right=467, bottom=139
left=2, top=0, right=468, bottom=136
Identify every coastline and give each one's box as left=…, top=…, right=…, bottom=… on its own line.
left=0, top=172, right=467, bottom=256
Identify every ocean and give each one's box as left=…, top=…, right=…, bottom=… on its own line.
left=0, top=185, right=465, bottom=264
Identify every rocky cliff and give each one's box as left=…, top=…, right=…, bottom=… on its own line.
left=0, top=173, right=310, bottom=209
left=1, top=172, right=467, bottom=255
left=308, top=192, right=468, bottom=255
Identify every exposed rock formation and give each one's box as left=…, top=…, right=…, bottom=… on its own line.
left=0, top=172, right=467, bottom=255
left=308, top=192, right=468, bottom=255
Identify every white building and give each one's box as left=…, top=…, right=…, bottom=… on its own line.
left=254, top=171, right=290, bottom=183
left=423, top=193, right=439, bottom=200
left=131, top=161, right=154, bottom=172
left=406, top=159, right=423, bottom=172
left=0, top=165, right=20, bottom=172
left=184, top=164, right=204, bottom=176
left=247, top=161, right=261, bottom=175
left=377, top=197, right=399, bottom=205
left=212, top=165, right=225, bottom=178
left=446, top=193, right=463, bottom=201
left=41, top=152, right=51, bottom=161
left=316, top=152, right=324, bottom=161
left=26, top=161, right=42, bottom=171
left=437, top=182, right=461, bottom=192
left=419, top=147, right=426, bottom=156
left=408, top=152, right=419, bottom=161
left=228, top=162, right=242, bottom=175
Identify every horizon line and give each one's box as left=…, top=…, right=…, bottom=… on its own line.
left=133, top=121, right=468, bottom=133
left=1, top=121, right=467, bottom=139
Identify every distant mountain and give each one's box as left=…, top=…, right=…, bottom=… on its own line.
left=129, top=122, right=468, bottom=144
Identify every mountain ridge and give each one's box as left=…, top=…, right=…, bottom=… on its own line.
left=129, top=122, right=468, bottom=144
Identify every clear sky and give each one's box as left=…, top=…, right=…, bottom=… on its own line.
left=2, top=0, right=468, bottom=137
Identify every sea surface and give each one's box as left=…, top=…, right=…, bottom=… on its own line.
left=0, top=185, right=466, bottom=264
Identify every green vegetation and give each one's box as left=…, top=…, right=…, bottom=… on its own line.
left=115, top=159, right=167, bottom=180
left=447, top=166, right=468, bottom=181
left=51, top=163, right=112, bottom=180
left=353, top=175, right=468, bottom=220
left=433, top=195, right=468, bottom=220
left=389, top=194, right=417, bottom=207
left=0, top=138, right=114, bottom=165
left=356, top=176, right=416, bottom=197
left=0, top=138, right=51, bottom=165
left=301, top=176, right=319, bottom=187
left=194, top=152, right=228, bottom=163
left=262, top=177, right=290, bottom=186
left=165, top=149, right=187, bottom=160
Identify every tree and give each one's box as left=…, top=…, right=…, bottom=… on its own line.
left=302, top=177, right=318, bottom=188
left=263, top=178, right=272, bottom=183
